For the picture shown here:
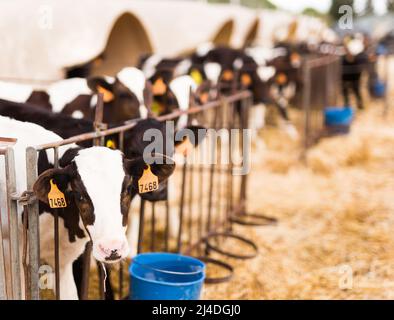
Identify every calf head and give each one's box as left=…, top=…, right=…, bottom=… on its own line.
left=33, top=147, right=174, bottom=263
left=87, top=68, right=151, bottom=124
left=123, top=118, right=207, bottom=202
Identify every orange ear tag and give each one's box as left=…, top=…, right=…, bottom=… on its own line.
left=48, top=179, right=67, bottom=208
left=241, top=74, right=252, bottom=86
left=199, top=92, right=209, bottom=104
left=222, top=70, right=234, bottom=81
left=97, top=86, right=114, bottom=102
left=276, top=73, right=287, bottom=85
left=138, top=165, right=159, bottom=194
left=152, top=78, right=167, bottom=96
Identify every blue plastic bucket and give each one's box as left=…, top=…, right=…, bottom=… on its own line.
left=324, top=106, right=354, bottom=126
left=372, top=80, right=386, bottom=98
left=129, top=252, right=205, bottom=300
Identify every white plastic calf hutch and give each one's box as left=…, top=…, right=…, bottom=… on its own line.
left=0, top=0, right=261, bottom=83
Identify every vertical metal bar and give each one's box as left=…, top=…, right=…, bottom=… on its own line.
left=227, top=110, right=234, bottom=231
left=98, top=262, right=104, bottom=300
left=383, top=56, right=391, bottom=118
left=187, top=163, right=194, bottom=247
left=5, top=148, right=21, bottom=299
left=118, top=130, right=125, bottom=300
left=302, top=62, right=311, bottom=155
left=0, top=159, right=7, bottom=299
left=197, top=164, right=204, bottom=255
left=137, top=200, right=146, bottom=254
left=217, top=105, right=225, bottom=228
left=80, top=241, right=92, bottom=300
left=150, top=202, right=156, bottom=252
left=21, top=206, right=29, bottom=299
left=176, top=163, right=188, bottom=253
left=119, top=131, right=125, bottom=152
left=205, top=108, right=219, bottom=247
left=238, top=97, right=250, bottom=213
left=53, top=147, right=60, bottom=300
left=25, top=147, right=40, bottom=300
left=94, top=93, right=104, bottom=147
left=164, top=199, right=170, bottom=252
left=118, top=262, right=123, bottom=300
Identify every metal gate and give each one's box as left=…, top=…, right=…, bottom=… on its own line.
left=0, top=90, right=273, bottom=300
left=300, top=54, right=341, bottom=151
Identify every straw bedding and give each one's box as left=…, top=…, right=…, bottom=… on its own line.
left=203, top=101, right=394, bottom=299
left=83, top=101, right=394, bottom=300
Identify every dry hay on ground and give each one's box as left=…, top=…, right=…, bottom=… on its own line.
left=83, top=101, right=394, bottom=300
left=203, top=103, right=394, bottom=299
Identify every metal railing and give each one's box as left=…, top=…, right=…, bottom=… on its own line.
left=300, top=54, right=341, bottom=151
left=0, top=90, right=270, bottom=300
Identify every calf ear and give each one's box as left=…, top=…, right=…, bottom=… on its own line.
left=143, top=80, right=153, bottom=114
left=195, top=81, right=211, bottom=104
left=33, top=167, right=72, bottom=204
left=87, top=77, right=114, bottom=102
left=125, top=153, right=175, bottom=185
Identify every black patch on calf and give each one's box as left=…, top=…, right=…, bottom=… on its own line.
left=26, top=91, right=52, bottom=111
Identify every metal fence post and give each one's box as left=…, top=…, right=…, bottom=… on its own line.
left=0, top=168, right=6, bottom=299
left=25, top=147, right=40, bottom=300
left=302, top=61, right=311, bottom=156
left=5, top=147, right=22, bottom=299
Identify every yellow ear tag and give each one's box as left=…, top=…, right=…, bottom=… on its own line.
left=106, top=139, right=116, bottom=149
left=151, top=101, right=162, bottom=115
left=48, top=179, right=67, bottom=208
left=97, top=86, right=114, bottom=102
left=190, top=69, right=203, bottom=85
left=138, top=165, right=159, bottom=194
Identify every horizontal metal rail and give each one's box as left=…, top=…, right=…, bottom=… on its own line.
left=34, top=91, right=251, bottom=151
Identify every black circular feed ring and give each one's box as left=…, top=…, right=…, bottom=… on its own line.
left=196, top=256, right=234, bottom=284
left=205, top=232, right=259, bottom=260
left=230, top=213, right=278, bottom=227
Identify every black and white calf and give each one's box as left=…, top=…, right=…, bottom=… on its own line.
left=0, top=67, right=151, bottom=124
left=341, top=34, right=368, bottom=110
left=0, top=116, right=174, bottom=299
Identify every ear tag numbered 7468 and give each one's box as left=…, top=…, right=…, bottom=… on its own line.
left=48, top=179, right=67, bottom=208
left=138, top=165, right=159, bottom=194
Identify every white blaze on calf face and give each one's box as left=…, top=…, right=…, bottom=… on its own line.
left=47, top=78, right=91, bottom=113
left=74, top=147, right=129, bottom=262
left=203, top=63, right=221, bottom=85
left=117, top=67, right=148, bottom=119
left=169, top=76, right=198, bottom=130
left=257, top=66, right=276, bottom=82
left=347, top=39, right=365, bottom=56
